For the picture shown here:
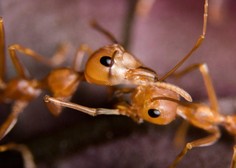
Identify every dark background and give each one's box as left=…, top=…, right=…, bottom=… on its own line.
left=0, top=0, right=236, bottom=167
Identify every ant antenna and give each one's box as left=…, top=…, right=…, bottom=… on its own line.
left=90, top=20, right=119, bottom=44
left=159, top=0, right=208, bottom=81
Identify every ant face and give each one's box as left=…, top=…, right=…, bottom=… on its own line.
left=84, top=44, right=157, bottom=85
left=142, top=98, right=178, bottom=125
left=140, top=89, right=179, bottom=125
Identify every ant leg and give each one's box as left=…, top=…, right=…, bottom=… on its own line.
left=44, top=93, right=144, bottom=124
left=45, top=96, right=72, bottom=116
left=44, top=95, right=142, bottom=122
left=8, top=45, right=29, bottom=78
left=44, top=95, right=124, bottom=116
left=9, top=43, right=70, bottom=68
left=160, top=0, right=208, bottom=81
left=44, top=95, right=136, bottom=119
left=0, top=101, right=27, bottom=140
left=0, top=17, right=6, bottom=82
left=173, top=121, right=189, bottom=148
left=174, top=63, right=219, bottom=114
left=72, top=44, right=93, bottom=71
left=169, top=129, right=220, bottom=168
left=231, top=145, right=236, bottom=168
left=0, top=143, right=36, bottom=168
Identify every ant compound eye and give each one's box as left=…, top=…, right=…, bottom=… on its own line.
left=100, top=56, right=113, bottom=67
left=148, top=109, right=161, bottom=118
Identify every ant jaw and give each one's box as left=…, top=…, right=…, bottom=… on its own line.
left=154, top=82, right=192, bottom=102
left=125, top=66, right=158, bottom=85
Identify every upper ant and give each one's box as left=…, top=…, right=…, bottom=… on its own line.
left=83, top=0, right=208, bottom=86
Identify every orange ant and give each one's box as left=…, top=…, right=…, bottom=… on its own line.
left=44, top=62, right=236, bottom=168
left=81, top=0, right=208, bottom=87
left=0, top=16, right=89, bottom=168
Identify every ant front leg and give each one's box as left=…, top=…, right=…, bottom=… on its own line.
left=44, top=95, right=142, bottom=122
left=0, top=143, right=36, bottom=168
left=169, top=128, right=220, bottom=168
left=44, top=95, right=121, bottom=116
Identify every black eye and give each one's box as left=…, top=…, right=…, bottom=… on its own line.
left=100, top=56, right=113, bottom=67
left=148, top=109, right=161, bottom=118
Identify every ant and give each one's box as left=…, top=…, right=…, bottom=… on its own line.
left=0, top=16, right=89, bottom=168
left=44, top=63, right=236, bottom=168
left=83, top=0, right=208, bottom=86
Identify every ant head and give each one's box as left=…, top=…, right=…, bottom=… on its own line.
left=84, top=44, right=153, bottom=85
left=86, top=21, right=158, bottom=85
left=138, top=82, right=191, bottom=125
left=141, top=91, right=179, bottom=125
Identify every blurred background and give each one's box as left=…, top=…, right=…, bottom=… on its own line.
left=0, top=0, right=236, bottom=167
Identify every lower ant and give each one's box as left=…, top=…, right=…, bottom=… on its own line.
left=44, top=63, right=236, bottom=168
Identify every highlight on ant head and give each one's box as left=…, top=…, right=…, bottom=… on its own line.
left=140, top=94, right=180, bottom=125
left=84, top=44, right=144, bottom=85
